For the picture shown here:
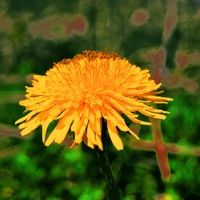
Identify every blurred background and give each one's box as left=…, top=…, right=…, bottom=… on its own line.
left=0, top=0, right=200, bottom=199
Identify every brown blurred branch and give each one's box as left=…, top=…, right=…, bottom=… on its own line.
left=0, top=146, right=20, bottom=158
left=0, top=123, right=21, bottom=138
left=131, top=118, right=200, bottom=180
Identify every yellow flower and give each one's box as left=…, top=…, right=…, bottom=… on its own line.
left=15, top=50, right=172, bottom=150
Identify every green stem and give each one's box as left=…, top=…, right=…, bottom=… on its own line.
left=95, top=120, right=121, bottom=200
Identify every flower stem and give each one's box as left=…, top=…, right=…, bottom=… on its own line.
left=95, top=120, right=121, bottom=200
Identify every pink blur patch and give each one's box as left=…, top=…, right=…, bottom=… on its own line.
left=175, top=51, right=189, bottom=69
left=131, top=9, right=149, bottom=25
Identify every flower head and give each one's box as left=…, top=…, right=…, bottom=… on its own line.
left=16, top=50, right=172, bottom=150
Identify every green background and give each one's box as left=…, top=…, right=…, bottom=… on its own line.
left=0, top=0, right=200, bottom=199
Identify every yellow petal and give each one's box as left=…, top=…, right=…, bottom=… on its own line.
left=139, top=109, right=166, bottom=120
left=74, top=117, right=88, bottom=143
left=41, top=120, right=50, bottom=143
left=45, top=130, right=57, bottom=146
left=123, top=110, right=151, bottom=126
left=45, top=122, right=67, bottom=146
left=45, top=110, right=75, bottom=145
left=87, top=123, right=96, bottom=144
left=128, top=128, right=140, bottom=140
left=83, top=105, right=89, bottom=117
left=103, top=90, right=143, bottom=109
left=40, top=108, right=66, bottom=143
left=55, top=115, right=74, bottom=144
left=71, top=113, right=80, bottom=132
left=106, top=96, right=127, bottom=113
left=88, top=108, right=95, bottom=123
left=95, top=134, right=103, bottom=150
left=94, top=117, right=102, bottom=136
left=145, top=106, right=169, bottom=114
left=94, top=108, right=101, bottom=119
left=83, top=135, right=94, bottom=149
left=107, top=121, right=123, bottom=150
left=104, top=105, right=129, bottom=132
left=15, top=111, right=37, bottom=124
left=144, top=95, right=173, bottom=102
left=20, top=118, right=40, bottom=136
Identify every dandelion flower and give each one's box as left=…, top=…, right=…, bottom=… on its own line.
left=16, top=50, right=172, bottom=150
